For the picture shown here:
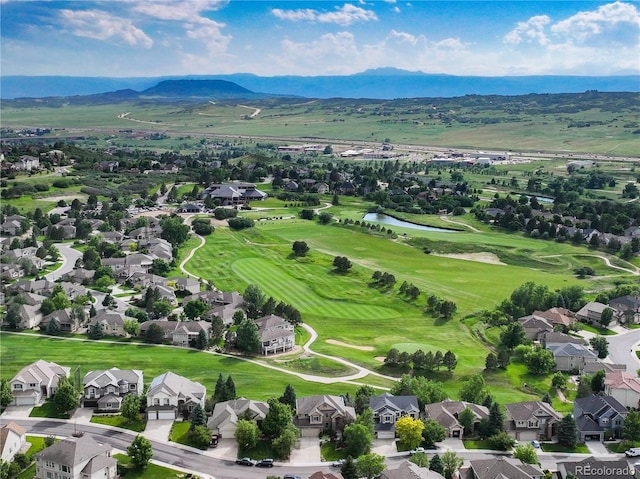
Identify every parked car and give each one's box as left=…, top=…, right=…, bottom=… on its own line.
left=236, top=458, right=255, bottom=466
left=410, top=447, right=426, bottom=455
left=531, top=440, right=540, bottom=449
left=625, top=448, right=640, bottom=457
left=283, top=475, right=302, bottom=479
left=332, top=459, right=346, bottom=467
left=256, top=459, right=274, bottom=468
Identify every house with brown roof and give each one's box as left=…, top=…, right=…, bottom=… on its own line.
left=504, top=401, right=562, bottom=441
left=424, top=400, right=489, bottom=438
left=380, top=461, right=445, bottom=479
left=459, top=458, right=544, bottom=479
left=0, top=422, right=26, bottom=462
left=35, top=435, right=117, bottom=479
left=10, top=359, right=70, bottom=406
left=294, top=395, right=356, bottom=437
left=605, top=371, right=640, bottom=409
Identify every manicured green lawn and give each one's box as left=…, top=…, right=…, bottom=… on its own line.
left=16, top=436, right=50, bottom=479
left=579, top=323, right=617, bottom=336
left=463, top=439, right=494, bottom=450
left=114, top=453, right=185, bottom=479
left=91, top=414, right=147, bottom=432
left=268, top=356, right=357, bottom=377
left=321, top=441, right=345, bottom=461
left=169, top=421, right=191, bottom=445
left=30, top=401, right=70, bottom=419
left=540, top=442, right=590, bottom=453
left=238, top=438, right=277, bottom=461
left=0, top=333, right=359, bottom=401
left=606, top=441, right=639, bottom=453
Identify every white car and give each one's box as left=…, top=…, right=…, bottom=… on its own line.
left=625, top=448, right=640, bottom=457
left=410, top=447, right=426, bottom=455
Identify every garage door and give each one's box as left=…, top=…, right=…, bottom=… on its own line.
left=516, top=431, right=537, bottom=441
left=14, top=396, right=36, bottom=407
left=148, top=410, right=175, bottom=420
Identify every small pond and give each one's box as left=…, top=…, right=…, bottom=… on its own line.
left=362, top=213, right=460, bottom=232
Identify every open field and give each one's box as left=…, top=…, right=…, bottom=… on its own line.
left=0, top=333, right=363, bottom=399
left=3, top=92, right=640, bottom=155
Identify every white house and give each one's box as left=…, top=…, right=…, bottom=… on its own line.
left=605, top=371, right=640, bottom=409
left=0, top=422, right=26, bottom=462
left=10, top=360, right=70, bottom=406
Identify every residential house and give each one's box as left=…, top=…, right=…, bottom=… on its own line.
left=139, top=320, right=210, bottom=346
left=540, top=332, right=585, bottom=349
left=102, top=253, right=154, bottom=278
left=145, top=238, right=173, bottom=261
left=582, top=361, right=626, bottom=375
left=126, top=272, right=169, bottom=290
left=13, top=303, right=44, bottom=329
left=574, top=395, right=627, bottom=441
left=43, top=309, right=80, bottom=333
left=10, top=359, right=70, bottom=406
left=504, top=401, right=562, bottom=441
left=35, top=435, right=117, bottom=479
left=609, top=295, right=640, bottom=324
left=152, top=284, right=178, bottom=305
left=183, top=290, right=244, bottom=309
left=518, top=314, right=553, bottom=341
left=604, top=371, right=640, bottom=409
left=88, top=310, right=126, bottom=337
left=557, top=457, right=634, bottom=479
left=309, top=473, right=343, bottom=479
left=547, top=343, right=598, bottom=373
left=312, top=182, right=330, bottom=194
left=294, top=395, right=356, bottom=437
left=284, top=180, right=300, bottom=192
left=17, top=155, right=40, bottom=171
left=0, top=219, right=24, bottom=236
left=146, top=372, right=206, bottom=420
left=369, top=392, right=420, bottom=439
left=205, top=303, right=241, bottom=326
left=459, top=458, right=544, bottom=479
left=172, top=277, right=200, bottom=295
left=7, top=278, right=55, bottom=296
left=424, top=400, right=489, bottom=438
left=207, top=398, right=270, bottom=437
left=380, top=460, right=445, bottom=479
left=83, top=368, right=143, bottom=411
left=1, top=264, right=25, bottom=281
left=533, top=307, right=575, bottom=330
left=0, top=422, right=27, bottom=462
left=254, top=314, right=295, bottom=355
left=575, top=302, right=615, bottom=325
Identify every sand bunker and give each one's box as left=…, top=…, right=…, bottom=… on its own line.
left=326, top=339, right=374, bottom=351
left=433, top=252, right=506, bottom=265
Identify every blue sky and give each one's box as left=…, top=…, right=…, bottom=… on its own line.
left=1, top=1, right=638, bottom=77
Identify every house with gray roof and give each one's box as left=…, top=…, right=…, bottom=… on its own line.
left=547, top=342, right=598, bottom=373
left=201, top=183, right=267, bottom=205
left=557, top=456, right=634, bottom=479
left=424, top=400, right=489, bottom=438
left=172, top=277, right=200, bottom=295
left=459, top=458, right=544, bottom=479
left=35, top=435, right=117, bottom=479
left=370, top=392, right=420, bottom=439
left=207, top=398, right=270, bottom=438
left=139, top=320, right=210, bottom=346
left=574, top=395, right=627, bottom=441
left=83, top=367, right=143, bottom=412
left=88, top=310, right=126, bottom=337
left=255, top=314, right=295, bottom=355
left=294, top=395, right=356, bottom=437
left=504, top=401, right=562, bottom=441
left=518, top=314, right=553, bottom=341
left=540, top=331, right=585, bottom=349
left=575, top=301, right=615, bottom=325
left=10, top=359, right=70, bottom=406
left=43, top=308, right=79, bottom=333
left=609, top=295, right=640, bottom=324
left=146, top=371, right=206, bottom=420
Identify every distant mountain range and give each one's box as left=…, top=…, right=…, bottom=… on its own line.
left=2, top=68, right=639, bottom=100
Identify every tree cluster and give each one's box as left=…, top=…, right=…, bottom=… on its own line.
left=384, top=348, right=457, bottom=372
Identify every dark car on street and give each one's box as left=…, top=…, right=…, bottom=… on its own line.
left=236, top=458, right=255, bottom=466
left=256, top=459, right=274, bottom=468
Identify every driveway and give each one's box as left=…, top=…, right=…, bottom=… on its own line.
left=143, top=419, right=173, bottom=442
left=439, top=437, right=465, bottom=452
left=70, top=407, right=93, bottom=424
left=1, top=405, right=34, bottom=418
left=585, top=440, right=616, bottom=458
left=289, top=437, right=322, bottom=465
left=371, top=438, right=399, bottom=456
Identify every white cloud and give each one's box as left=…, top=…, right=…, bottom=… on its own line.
left=433, top=37, right=465, bottom=49
left=551, top=1, right=640, bottom=42
left=272, top=3, right=377, bottom=26
left=387, top=30, right=425, bottom=46
left=393, top=6, right=400, bottom=13
left=59, top=9, right=153, bottom=48
left=503, top=15, right=551, bottom=45
left=132, top=0, right=227, bottom=24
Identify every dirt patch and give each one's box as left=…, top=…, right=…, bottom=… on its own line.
left=326, top=339, right=374, bottom=351
left=433, top=252, right=506, bottom=265
left=37, top=194, right=87, bottom=202
left=374, top=356, right=386, bottom=362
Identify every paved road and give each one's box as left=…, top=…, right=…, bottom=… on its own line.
left=607, top=328, right=640, bottom=372
left=5, top=418, right=630, bottom=479
left=43, top=243, right=82, bottom=281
